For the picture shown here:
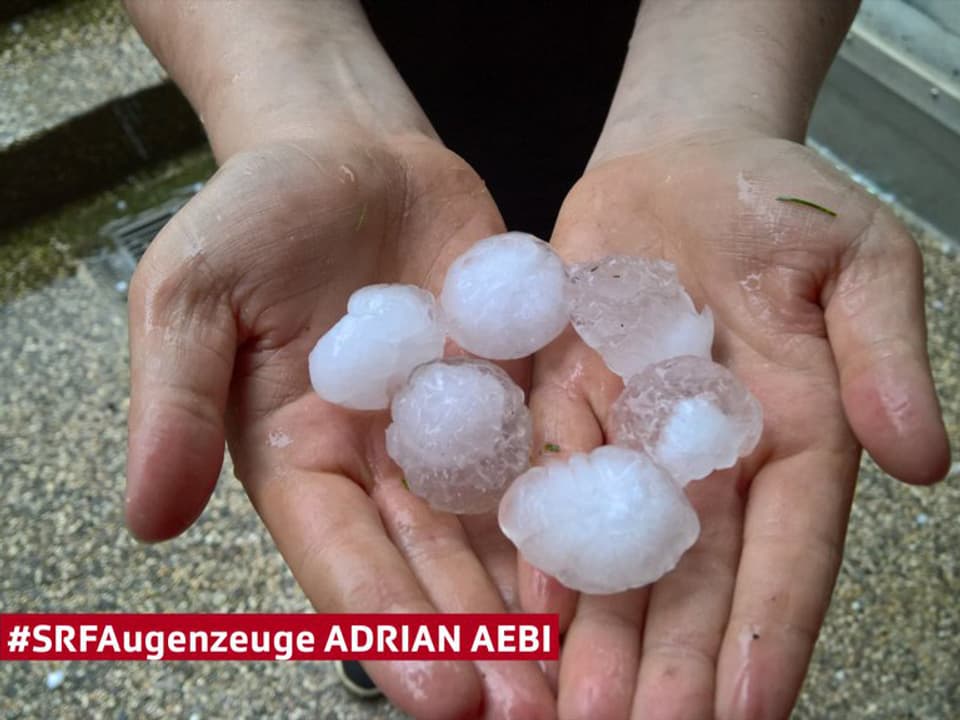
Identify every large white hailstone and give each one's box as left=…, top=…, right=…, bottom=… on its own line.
left=609, top=356, right=763, bottom=485
left=498, top=446, right=700, bottom=594
left=308, top=284, right=445, bottom=411
left=386, top=358, right=533, bottom=514
left=440, top=232, right=569, bottom=359
left=566, top=256, right=714, bottom=377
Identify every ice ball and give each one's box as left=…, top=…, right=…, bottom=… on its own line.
left=440, top=232, right=569, bottom=359
left=308, top=284, right=445, bottom=410
left=566, top=256, right=714, bottom=377
left=498, top=445, right=700, bottom=594
left=609, top=355, right=762, bottom=484
left=386, top=358, right=533, bottom=514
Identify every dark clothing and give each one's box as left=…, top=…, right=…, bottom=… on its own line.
left=361, top=2, right=641, bottom=238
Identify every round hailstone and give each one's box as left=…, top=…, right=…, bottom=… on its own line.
left=566, top=256, right=714, bottom=377
left=498, top=445, right=700, bottom=594
left=386, top=358, right=533, bottom=514
left=440, top=232, right=569, bottom=359
left=308, top=284, right=445, bottom=411
left=609, top=355, right=763, bottom=485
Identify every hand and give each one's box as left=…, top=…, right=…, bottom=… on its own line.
left=523, top=130, right=951, bottom=719
left=125, top=129, right=555, bottom=720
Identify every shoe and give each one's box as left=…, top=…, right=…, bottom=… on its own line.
left=334, top=660, right=383, bottom=699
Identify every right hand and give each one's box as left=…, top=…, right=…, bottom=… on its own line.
left=522, top=131, right=950, bottom=720
left=125, top=128, right=555, bottom=720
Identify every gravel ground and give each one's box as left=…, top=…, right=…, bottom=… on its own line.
left=0, top=152, right=957, bottom=719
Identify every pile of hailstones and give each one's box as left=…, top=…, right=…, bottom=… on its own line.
left=309, top=232, right=762, bottom=595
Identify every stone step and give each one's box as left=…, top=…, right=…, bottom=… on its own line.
left=0, top=0, right=203, bottom=228
left=0, top=0, right=55, bottom=23
left=809, top=0, right=960, bottom=239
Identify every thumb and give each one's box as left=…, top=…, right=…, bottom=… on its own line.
left=824, top=208, right=950, bottom=485
left=125, top=211, right=236, bottom=541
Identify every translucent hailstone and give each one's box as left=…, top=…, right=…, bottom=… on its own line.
left=609, top=355, right=763, bottom=484
left=308, top=284, right=445, bottom=411
left=386, top=358, right=533, bottom=514
left=566, top=256, right=714, bottom=377
left=498, top=445, right=700, bottom=594
left=440, top=232, right=569, bottom=359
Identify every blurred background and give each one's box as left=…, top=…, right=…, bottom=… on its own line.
left=1, top=0, right=958, bottom=717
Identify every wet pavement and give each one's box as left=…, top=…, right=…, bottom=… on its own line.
left=0, top=149, right=957, bottom=719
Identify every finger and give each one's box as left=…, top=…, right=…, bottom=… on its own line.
left=373, top=477, right=555, bottom=720
left=460, top=513, right=523, bottom=611
left=520, top=329, right=618, bottom=628
left=558, top=590, right=647, bottom=720
left=629, top=469, right=743, bottom=720
left=515, top=561, right=567, bottom=697
left=462, top=514, right=569, bottom=700
left=715, top=444, right=859, bottom=720
left=240, top=454, right=484, bottom=720
left=516, top=560, right=567, bottom=694
left=125, top=213, right=236, bottom=541
left=526, top=330, right=636, bottom=719
left=824, top=209, right=950, bottom=484
left=518, top=562, right=578, bottom=632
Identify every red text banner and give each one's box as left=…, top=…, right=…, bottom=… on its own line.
left=0, top=613, right=559, bottom=661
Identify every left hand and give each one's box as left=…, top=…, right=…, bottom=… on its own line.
left=125, top=131, right=554, bottom=719
left=522, top=130, right=950, bottom=720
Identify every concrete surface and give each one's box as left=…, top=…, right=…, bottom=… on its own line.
left=0, top=149, right=957, bottom=719
left=0, top=0, right=202, bottom=227
left=862, top=0, right=960, bottom=84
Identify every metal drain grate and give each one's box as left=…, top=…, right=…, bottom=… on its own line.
left=100, top=194, right=191, bottom=275
left=97, top=184, right=200, bottom=289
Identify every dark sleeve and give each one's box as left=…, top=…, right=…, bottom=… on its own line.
left=361, top=1, right=641, bottom=238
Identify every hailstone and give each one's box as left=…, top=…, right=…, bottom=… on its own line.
left=440, top=232, right=569, bottom=359
left=498, top=445, right=700, bottom=594
left=308, top=284, right=445, bottom=410
left=609, top=355, right=763, bottom=484
left=386, top=358, right=532, bottom=514
left=566, top=256, right=714, bottom=377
